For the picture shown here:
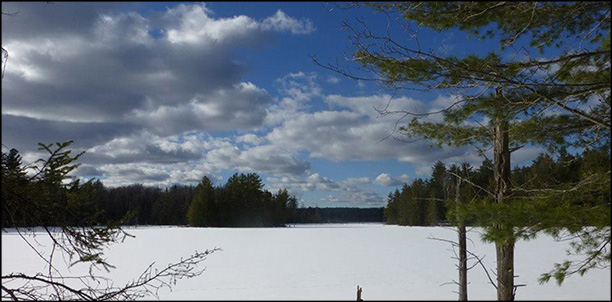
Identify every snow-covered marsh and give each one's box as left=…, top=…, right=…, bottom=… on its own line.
left=2, top=223, right=610, bottom=300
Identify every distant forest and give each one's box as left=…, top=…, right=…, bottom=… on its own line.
left=292, top=207, right=384, bottom=223
left=4, top=145, right=607, bottom=229
left=1, top=146, right=385, bottom=228
left=93, top=175, right=383, bottom=227
left=384, top=146, right=611, bottom=227
left=92, top=175, right=384, bottom=226
left=0, top=165, right=384, bottom=227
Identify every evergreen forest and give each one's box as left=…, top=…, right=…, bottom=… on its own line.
left=384, top=146, right=611, bottom=228
left=1, top=146, right=384, bottom=228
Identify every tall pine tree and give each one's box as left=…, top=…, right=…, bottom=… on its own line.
left=321, top=2, right=610, bottom=300
left=187, top=176, right=216, bottom=227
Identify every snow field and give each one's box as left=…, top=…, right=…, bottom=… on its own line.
left=2, top=223, right=610, bottom=300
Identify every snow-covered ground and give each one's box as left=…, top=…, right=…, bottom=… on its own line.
left=2, top=223, right=610, bottom=300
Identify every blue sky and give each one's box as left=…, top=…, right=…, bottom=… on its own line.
left=1, top=2, right=547, bottom=207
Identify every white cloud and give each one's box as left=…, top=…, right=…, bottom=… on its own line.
left=164, top=4, right=259, bottom=44
left=233, top=145, right=311, bottom=176
left=129, top=82, right=271, bottom=135
left=97, top=161, right=210, bottom=188
left=265, top=71, right=323, bottom=126
left=276, top=71, right=322, bottom=102
left=80, top=130, right=311, bottom=186
left=164, top=5, right=313, bottom=45
left=267, top=172, right=385, bottom=206
left=85, top=130, right=208, bottom=164
left=3, top=0, right=529, bottom=203
left=265, top=97, right=308, bottom=127
left=326, top=76, right=340, bottom=84
left=94, top=12, right=152, bottom=46
left=373, top=173, right=411, bottom=186
left=373, top=173, right=395, bottom=186
left=2, top=3, right=311, bottom=146
left=325, top=94, right=426, bottom=119
left=341, top=177, right=371, bottom=186
left=324, top=190, right=385, bottom=206
left=265, top=109, right=461, bottom=163
left=61, top=63, right=483, bottom=190
left=261, top=10, right=315, bottom=34
left=236, top=133, right=267, bottom=146
left=396, top=173, right=412, bottom=184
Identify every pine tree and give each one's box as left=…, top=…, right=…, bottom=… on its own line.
left=187, top=176, right=216, bottom=227
left=429, top=161, right=449, bottom=223
left=384, top=190, right=400, bottom=224
left=272, top=189, right=293, bottom=226
left=321, top=2, right=610, bottom=299
left=286, top=193, right=298, bottom=223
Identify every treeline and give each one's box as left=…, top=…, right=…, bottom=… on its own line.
left=94, top=176, right=385, bottom=227
left=385, top=146, right=611, bottom=226
left=291, top=207, right=384, bottom=223
left=0, top=147, right=300, bottom=228
left=95, top=173, right=298, bottom=227
left=93, top=181, right=191, bottom=226
left=186, top=173, right=298, bottom=227
left=2, top=146, right=384, bottom=228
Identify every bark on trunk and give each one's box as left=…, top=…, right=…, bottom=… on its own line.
left=494, top=87, right=514, bottom=301
left=457, top=175, right=467, bottom=301
left=496, top=239, right=515, bottom=301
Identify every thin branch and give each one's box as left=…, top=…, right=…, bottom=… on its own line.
left=447, top=171, right=496, bottom=198
left=427, top=235, right=498, bottom=290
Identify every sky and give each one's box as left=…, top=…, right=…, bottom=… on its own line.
left=1, top=2, right=546, bottom=208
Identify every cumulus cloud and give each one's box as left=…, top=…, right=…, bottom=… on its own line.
left=83, top=131, right=207, bottom=165
left=340, top=177, right=371, bottom=186
left=264, top=71, right=324, bottom=126
left=163, top=4, right=259, bottom=45
left=236, top=133, right=267, bottom=146
left=95, top=162, right=194, bottom=188
left=261, top=10, right=315, bottom=34
left=1, top=114, right=138, bottom=155
left=264, top=108, right=465, bottom=163
left=268, top=173, right=347, bottom=195
left=276, top=72, right=322, bottom=102
left=1, top=2, right=310, bottom=157
left=325, top=94, right=426, bottom=119
left=322, top=190, right=385, bottom=207
left=2, top=2, right=542, bottom=207
left=164, top=5, right=314, bottom=44
left=373, top=173, right=411, bottom=187
left=230, top=145, right=311, bottom=176
left=267, top=172, right=385, bottom=207
left=72, top=130, right=311, bottom=186
left=262, top=89, right=483, bottom=165
left=129, top=82, right=271, bottom=135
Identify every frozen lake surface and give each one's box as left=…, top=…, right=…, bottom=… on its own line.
left=2, top=223, right=610, bottom=300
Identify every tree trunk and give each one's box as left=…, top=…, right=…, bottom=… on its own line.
left=494, top=87, right=514, bottom=301
left=496, top=238, right=515, bottom=301
left=456, top=176, right=467, bottom=301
